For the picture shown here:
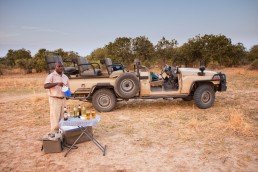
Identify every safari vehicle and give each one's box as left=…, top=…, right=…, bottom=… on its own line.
left=45, top=56, right=227, bottom=112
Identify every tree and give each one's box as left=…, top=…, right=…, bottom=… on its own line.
left=34, top=48, right=48, bottom=72
left=90, top=48, right=108, bottom=61
left=228, top=43, right=247, bottom=66
left=174, top=43, right=196, bottom=67
left=4, top=48, right=32, bottom=68
left=249, top=59, right=258, bottom=70
left=179, top=34, right=246, bottom=67
left=54, top=48, right=67, bottom=59
left=5, top=50, right=16, bottom=67
left=211, top=35, right=232, bottom=67
left=155, top=37, right=178, bottom=65
left=67, top=51, right=80, bottom=63
left=187, top=35, right=204, bottom=66
left=16, top=58, right=34, bottom=73
left=132, top=36, right=155, bottom=66
left=247, top=45, right=258, bottom=62
left=105, top=37, right=133, bottom=64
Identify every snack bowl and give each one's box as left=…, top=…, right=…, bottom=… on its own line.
left=80, top=116, right=86, bottom=120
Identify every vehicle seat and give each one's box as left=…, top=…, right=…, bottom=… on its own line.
left=101, top=58, right=125, bottom=75
left=150, top=72, right=164, bottom=86
left=151, top=72, right=159, bottom=81
left=77, top=57, right=102, bottom=76
left=45, top=55, right=77, bottom=75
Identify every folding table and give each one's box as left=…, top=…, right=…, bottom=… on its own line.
left=59, top=115, right=107, bottom=157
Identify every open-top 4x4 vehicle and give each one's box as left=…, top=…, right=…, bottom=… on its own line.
left=46, top=56, right=227, bottom=112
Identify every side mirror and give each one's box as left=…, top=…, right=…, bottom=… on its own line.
left=199, top=66, right=206, bottom=76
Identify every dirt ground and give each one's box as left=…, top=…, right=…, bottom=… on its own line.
left=0, top=68, right=257, bottom=172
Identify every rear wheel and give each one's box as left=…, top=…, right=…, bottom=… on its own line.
left=92, top=89, right=117, bottom=112
left=194, top=85, right=215, bottom=109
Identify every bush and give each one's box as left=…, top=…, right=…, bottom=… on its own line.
left=16, top=59, right=33, bottom=73
left=249, top=59, right=258, bottom=70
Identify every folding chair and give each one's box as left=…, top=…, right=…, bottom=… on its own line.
left=45, top=55, right=78, bottom=77
left=100, top=58, right=125, bottom=75
left=77, top=57, right=102, bottom=76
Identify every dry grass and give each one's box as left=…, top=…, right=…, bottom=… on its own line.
left=227, top=109, right=253, bottom=136
left=0, top=68, right=258, bottom=171
left=0, top=72, right=46, bottom=95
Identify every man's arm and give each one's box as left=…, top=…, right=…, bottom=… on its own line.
left=44, top=82, right=64, bottom=89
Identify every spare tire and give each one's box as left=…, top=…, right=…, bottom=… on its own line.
left=114, top=73, right=140, bottom=99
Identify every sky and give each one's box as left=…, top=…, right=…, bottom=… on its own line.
left=0, top=0, right=258, bottom=57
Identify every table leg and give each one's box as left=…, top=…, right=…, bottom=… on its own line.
left=64, top=126, right=107, bottom=157
left=83, top=131, right=107, bottom=156
left=64, top=128, right=86, bottom=157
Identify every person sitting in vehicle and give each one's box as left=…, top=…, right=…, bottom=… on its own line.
left=151, top=72, right=159, bottom=81
left=112, top=64, right=124, bottom=71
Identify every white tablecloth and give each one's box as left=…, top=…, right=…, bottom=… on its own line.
left=59, top=115, right=100, bottom=127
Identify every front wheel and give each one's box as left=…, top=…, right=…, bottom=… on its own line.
left=193, top=85, right=215, bottom=109
left=92, top=89, right=117, bottom=112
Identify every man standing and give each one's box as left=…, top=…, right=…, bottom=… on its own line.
left=44, top=61, right=70, bottom=133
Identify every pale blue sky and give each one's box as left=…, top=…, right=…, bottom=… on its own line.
left=0, top=0, right=257, bottom=57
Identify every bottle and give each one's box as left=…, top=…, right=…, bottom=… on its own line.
left=82, top=106, right=86, bottom=116
left=73, top=106, right=77, bottom=117
left=66, top=106, right=71, bottom=117
left=78, top=105, right=81, bottom=117
left=64, top=106, right=68, bottom=121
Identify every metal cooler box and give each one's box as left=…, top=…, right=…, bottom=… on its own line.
left=60, top=126, right=93, bottom=145
left=41, top=133, right=63, bottom=153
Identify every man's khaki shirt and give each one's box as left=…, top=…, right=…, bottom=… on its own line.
left=44, top=71, right=70, bottom=97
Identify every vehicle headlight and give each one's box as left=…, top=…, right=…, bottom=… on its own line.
left=212, top=75, right=220, bottom=80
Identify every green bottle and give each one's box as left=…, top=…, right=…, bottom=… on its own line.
left=82, top=106, right=86, bottom=116
left=73, top=106, right=77, bottom=117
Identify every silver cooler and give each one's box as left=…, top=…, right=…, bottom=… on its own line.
left=60, top=126, right=93, bottom=145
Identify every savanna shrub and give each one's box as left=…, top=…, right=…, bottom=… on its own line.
left=249, top=59, right=258, bottom=70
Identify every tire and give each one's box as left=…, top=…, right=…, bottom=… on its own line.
left=114, top=73, right=140, bottom=99
left=92, top=89, right=117, bottom=112
left=193, top=85, right=215, bottom=109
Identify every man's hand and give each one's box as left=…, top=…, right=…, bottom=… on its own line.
left=56, top=82, right=64, bottom=87
left=44, top=82, right=63, bottom=89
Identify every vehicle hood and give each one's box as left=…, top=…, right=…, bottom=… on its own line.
left=179, top=68, right=217, bottom=76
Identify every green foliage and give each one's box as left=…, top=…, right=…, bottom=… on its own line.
left=249, top=59, right=258, bottom=70
left=228, top=43, right=247, bottom=66
left=34, top=48, right=48, bottom=72
left=155, top=37, right=177, bottom=65
left=90, top=48, right=108, bottom=61
left=247, top=45, right=258, bottom=62
left=3, top=49, right=32, bottom=68
left=75, top=34, right=251, bottom=68
left=105, top=37, right=133, bottom=65
left=132, top=36, right=155, bottom=66
left=173, top=44, right=194, bottom=67
left=172, top=34, right=248, bottom=67
left=0, top=34, right=255, bottom=72
left=16, top=58, right=34, bottom=73
left=33, top=49, right=80, bottom=72
left=103, top=36, right=155, bottom=66
left=0, top=58, right=4, bottom=75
